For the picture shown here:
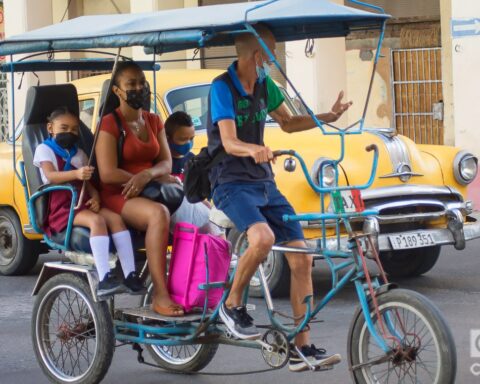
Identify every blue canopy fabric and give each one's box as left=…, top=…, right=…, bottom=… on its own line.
left=0, top=0, right=389, bottom=56
left=0, top=60, right=160, bottom=73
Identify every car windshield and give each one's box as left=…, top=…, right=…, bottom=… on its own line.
left=164, top=84, right=302, bottom=131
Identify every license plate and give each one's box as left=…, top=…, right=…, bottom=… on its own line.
left=331, top=189, right=365, bottom=214
left=388, top=232, right=436, bottom=250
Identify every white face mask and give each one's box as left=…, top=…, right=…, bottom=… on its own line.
left=255, top=56, right=272, bottom=82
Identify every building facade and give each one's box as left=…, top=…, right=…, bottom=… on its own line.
left=1, top=0, right=479, bottom=157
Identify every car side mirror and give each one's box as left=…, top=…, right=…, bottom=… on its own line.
left=284, top=157, right=296, bottom=172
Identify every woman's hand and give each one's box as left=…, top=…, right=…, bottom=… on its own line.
left=75, top=166, right=95, bottom=181
left=122, top=170, right=153, bottom=199
left=86, top=197, right=101, bottom=213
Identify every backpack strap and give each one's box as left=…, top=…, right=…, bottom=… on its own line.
left=221, top=73, right=267, bottom=129
left=112, top=110, right=126, bottom=167
left=207, top=148, right=227, bottom=170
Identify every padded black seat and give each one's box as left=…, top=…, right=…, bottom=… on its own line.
left=22, top=84, right=95, bottom=252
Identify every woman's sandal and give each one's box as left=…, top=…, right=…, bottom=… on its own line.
left=151, top=303, right=185, bottom=317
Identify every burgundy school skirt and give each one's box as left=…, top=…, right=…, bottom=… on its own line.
left=43, top=154, right=89, bottom=237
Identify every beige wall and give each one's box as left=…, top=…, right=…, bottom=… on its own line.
left=441, top=0, right=480, bottom=154
left=285, top=0, right=348, bottom=126
left=4, top=0, right=55, bottom=127
left=368, top=0, right=440, bottom=18
left=84, top=0, right=130, bottom=14
left=346, top=47, right=392, bottom=129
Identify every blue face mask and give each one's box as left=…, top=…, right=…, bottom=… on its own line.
left=256, top=60, right=272, bottom=83
left=169, top=140, right=193, bottom=156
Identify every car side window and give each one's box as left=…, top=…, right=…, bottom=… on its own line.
left=79, top=99, right=95, bottom=130
left=165, top=85, right=210, bottom=131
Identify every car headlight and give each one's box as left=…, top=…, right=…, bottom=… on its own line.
left=310, top=158, right=337, bottom=188
left=454, top=151, right=478, bottom=185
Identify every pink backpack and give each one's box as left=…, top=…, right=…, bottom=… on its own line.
left=168, top=222, right=231, bottom=312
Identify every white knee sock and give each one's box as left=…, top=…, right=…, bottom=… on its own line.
left=89, top=236, right=111, bottom=281
left=111, top=230, right=136, bottom=278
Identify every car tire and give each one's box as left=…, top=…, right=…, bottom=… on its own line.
left=379, top=246, right=441, bottom=278
left=0, top=207, right=43, bottom=275
left=227, top=228, right=290, bottom=298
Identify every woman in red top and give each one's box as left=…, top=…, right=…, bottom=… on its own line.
left=95, top=61, right=182, bottom=316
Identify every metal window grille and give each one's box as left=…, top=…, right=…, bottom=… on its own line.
left=0, top=73, right=8, bottom=142
left=391, top=47, right=444, bottom=144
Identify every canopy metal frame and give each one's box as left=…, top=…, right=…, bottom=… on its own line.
left=5, top=0, right=388, bottom=209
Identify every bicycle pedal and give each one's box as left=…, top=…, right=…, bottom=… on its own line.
left=315, top=364, right=334, bottom=372
left=224, top=329, right=234, bottom=339
left=246, top=304, right=256, bottom=311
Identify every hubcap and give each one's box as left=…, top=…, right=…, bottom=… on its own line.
left=0, top=217, right=17, bottom=266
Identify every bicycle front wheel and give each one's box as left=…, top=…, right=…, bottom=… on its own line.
left=348, top=288, right=456, bottom=384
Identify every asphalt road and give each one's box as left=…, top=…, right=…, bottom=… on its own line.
left=1, top=240, right=480, bottom=384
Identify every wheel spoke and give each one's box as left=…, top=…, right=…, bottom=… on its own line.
left=359, top=298, right=441, bottom=383
left=35, top=284, right=102, bottom=381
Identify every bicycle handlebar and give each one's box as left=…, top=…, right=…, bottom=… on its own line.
left=275, top=144, right=379, bottom=194
left=273, top=149, right=295, bottom=157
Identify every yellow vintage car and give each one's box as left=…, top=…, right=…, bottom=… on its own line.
left=1, top=69, right=479, bottom=297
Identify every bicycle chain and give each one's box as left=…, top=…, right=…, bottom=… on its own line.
left=131, top=343, right=282, bottom=376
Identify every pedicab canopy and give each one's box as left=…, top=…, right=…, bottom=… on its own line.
left=0, top=0, right=389, bottom=57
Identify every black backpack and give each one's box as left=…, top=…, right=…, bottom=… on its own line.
left=183, top=148, right=226, bottom=203
left=183, top=77, right=266, bottom=204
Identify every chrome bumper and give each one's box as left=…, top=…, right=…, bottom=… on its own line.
left=308, top=211, right=480, bottom=253
left=377, top=212, right=480, bottom=251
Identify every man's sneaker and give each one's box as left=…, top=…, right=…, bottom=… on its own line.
left=219, top=304, right=261, bottom=340
left=123, top=272, right=146, bottom=295
left=97, top=272, right=124, bottom=296
left=289, top=344, right=342, bottom=372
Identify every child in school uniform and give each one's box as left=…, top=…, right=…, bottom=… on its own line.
left=33, top=106, right=145, bottom=296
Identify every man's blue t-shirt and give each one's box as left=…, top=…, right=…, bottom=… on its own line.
left=207, top=61, right=285, bottom=186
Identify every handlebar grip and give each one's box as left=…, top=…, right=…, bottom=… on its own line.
left=273, top=149, right=295, bottom=157
left=365, top=144, right=378, bottom=152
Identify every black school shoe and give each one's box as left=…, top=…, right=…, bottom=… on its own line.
left=289, top=344, right=342, bottom=372
left=123, top=272, right=147, bottom=295
left=97, top=272, right=124, bottom=297
left=219, top=304, right=261, bottom=340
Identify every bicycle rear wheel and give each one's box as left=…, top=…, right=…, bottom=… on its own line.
left=348, top=288, right=456, bottom=384
left=32, top=273, right=114, bottom=384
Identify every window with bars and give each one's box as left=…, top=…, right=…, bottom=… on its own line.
left=391, top=47, right=444, bottom=145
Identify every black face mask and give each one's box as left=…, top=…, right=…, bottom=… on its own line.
left=123, top=87, right=150, bottom=110
left=55, top=132, right=79, bottom=150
